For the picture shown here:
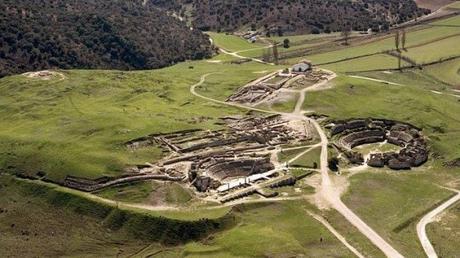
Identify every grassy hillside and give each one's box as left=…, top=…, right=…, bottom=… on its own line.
left=0, top=60, right=280, bottom=182
left=0, top=174, right=234, bottom=257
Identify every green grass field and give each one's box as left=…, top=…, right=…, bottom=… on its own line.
left=288, top=19, right=460, bottom=65
left=207, top=32, right=266, bottom=52
left=322, top=54, right=410, bottom=73
left=427, top=202, right=460, bottom=257
left=342, top=172, right=454, bottom=257
left=0, top=59, right=279, bottom=182
left=424, top=57, right=460, bottom=86
left=181, top=201, right=354, bottom=257
left=402, top=35, right=460, bottom=64
left=449, top=1, right=460, bottom=9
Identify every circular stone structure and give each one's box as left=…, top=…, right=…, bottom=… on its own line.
left=329, top=118, right=428, bottom=170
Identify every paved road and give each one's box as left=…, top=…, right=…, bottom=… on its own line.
left=190, top=72, right=404, bottom=258
left=417, top=188, right=460, bottom=258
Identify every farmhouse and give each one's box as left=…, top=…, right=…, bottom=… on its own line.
left=292, top=60, right=312, bottom=74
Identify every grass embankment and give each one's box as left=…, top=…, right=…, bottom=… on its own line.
left=95, top=181, right=193, bottom=206
left=0, top=59, right=279, bottom=182
left=0, top=175, right=234, bottom=257
left=179, top=201, right=355, bottom=257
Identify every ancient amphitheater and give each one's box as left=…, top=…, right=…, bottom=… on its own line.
left=329, top=118, right=429, bottom=170
left=63, top=115, right=316, bottom=202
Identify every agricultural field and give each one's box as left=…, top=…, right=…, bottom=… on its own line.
left=424, top=57, right=460, bottom=86
left=449, top=1, right=460, bottom=9
left=287, top=18, right=460, bottom=66
left=206, top=32, right=266, bottom=52
left=322, top=54, right=410, bottom=73
left=402, top=35, right=460, bottom=64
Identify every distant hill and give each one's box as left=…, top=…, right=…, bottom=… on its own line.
left=151, top=0, right=430, bottom=34
left=0, top=0, right=214, bottom=77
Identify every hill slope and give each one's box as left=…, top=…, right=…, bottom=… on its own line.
left=0, top=0, right=214, bottom=77
left=151, top=0, right=429, bottom=34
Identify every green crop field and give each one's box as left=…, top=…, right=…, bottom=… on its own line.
left=431, top=14, right=460, bottom=26
left=402, top=35, right=460, bottom=64
left=424, top=57, right=460, bottom=86
left=322, top=54, right=410, bottom=73
left=449, top=1, right=460, bottom=9
left=207, top=32, right=266, bottom=52
left=288, top=23, right=460, bottom=65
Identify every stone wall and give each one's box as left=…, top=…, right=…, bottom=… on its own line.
left=330, top=118, right=428, bottom=170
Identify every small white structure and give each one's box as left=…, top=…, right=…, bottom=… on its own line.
left=248, top=36, right=257, bottom=43
left=292, top=60, right=312, bottom=74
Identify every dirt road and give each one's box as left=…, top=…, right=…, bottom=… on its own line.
left=417, top=188, right=460, bottom=258
left=219, top=48, right=274, bottom=65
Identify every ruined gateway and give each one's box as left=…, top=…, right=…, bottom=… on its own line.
left=329, top=118, right=429, bottom=170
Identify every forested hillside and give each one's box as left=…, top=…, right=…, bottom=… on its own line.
left=151, top=0, right=429, bottom=34
left=0, top=0, right=214, bottom=77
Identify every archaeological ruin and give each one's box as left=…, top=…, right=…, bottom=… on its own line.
left=328, top=118, right=429, bottom=170
left=64, top=115, right=314, bottom=203
left=227, top=67, right=332, bottom=105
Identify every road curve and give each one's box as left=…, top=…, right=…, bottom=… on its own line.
left=190, top=72, right=404, bottom=258
left=417, top=188, right=460, bottom=258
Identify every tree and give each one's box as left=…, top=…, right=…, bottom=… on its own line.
left=328, top=157, right=339, bottom=172
left=341, top=26, right=351, bottom=45
left=395, top=30, right=400, bottom=51
left=401, top=30, right=406, bottom=50
left=283, top=38, right=290, bottom=49
left=272, top=41, right=279, bottom=65
left=262, top=48, right=272, bottom=62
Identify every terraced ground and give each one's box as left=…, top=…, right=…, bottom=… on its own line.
left=1, top=10, right=460, bottom=258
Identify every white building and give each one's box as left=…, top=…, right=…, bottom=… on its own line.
left=292, top=60, right=312, bottom=74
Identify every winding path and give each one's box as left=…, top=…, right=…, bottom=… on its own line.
left=417, top=187, right=460, bottom=258
left=190, top=72, right=404, bottom=258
